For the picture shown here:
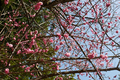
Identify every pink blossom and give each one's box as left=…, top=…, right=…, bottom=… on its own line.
left=114, top=75, right=117, bottom=78
left=88, top=53, right=94, bottom=59
left=107, top=63, right=113, bottom=67
left=21, top=65, right=25, bottom=68
left=9, top=44, right=13, bottom=48
left=25, top=67, right=30, bottom=72
left=55, top=46, right=59, bottom=51
left=65, top=53, right=71, bottom=57
left=13, top=37, right=16, bottom=40
left=17, top=50, right=21, bottom=54
left=26, top=48, right=34, bottom=54
left=108, top=13, right=111, bottom=16
left=30, top=39, right=35, bottom=47
left=43, top=39, right=47, bottom=45
left=108, top=25, right=111, bottom=28
left=59, top=77, right=63, bottom=80
left=57, top=33, right=62, bottom=39
left=33, top=34, right=37, bottom=39
left=100, top=54, right=104, bottom=58
left=49, top=38, right=53, bottom=43
left=30, top=31, right=33, bottom=35
left=100, top=63, right=104, bottom=67
left=0, top=36, right=4, bottom=41
left=4, top=0, right=9, bottom=5
left=104, top=55, right=108, bottom=59
left=69, top=46, right=72, bottom=51
left=56, top=65, right=59, bottom=70
left=5, top=68, right=9, bottom=74
left=55, top=77, right=58, bottom=80
left=30, top=73, right=34, bottom=76
left=106, top=3, right=110, bottom=7
left=45, top=49, right=48, bottom=52
left=116, top=30, right=119, bottom=33
left=35, top=49, right=38, bottom=53
left=42, top=49, right=46, bottom=52
left=100, top=54, right=108, bottom=59
left=112, top=42, right=114, bottom=45
left=16, top=77, right=18, bottom=80
left=44, top=15, right=49, bottom=18
left=34, top=30, right=38, bottom=34
left=25, top=67, right=30, bottom=70
left=30, top=14, right=35, bottom=18
left=6, top=42, right=13, bottom=48
left=14, top=23, right=19, bottom=27
left=52, top=67, right=56, bottom=70
left=60, top=41, right=64, bottom=45
left=64, top=33, right=69, bottom=38
left=34, top=2, right=43, bottom=11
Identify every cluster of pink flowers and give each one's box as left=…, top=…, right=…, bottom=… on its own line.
left=0, top=36, right=4, bottom=41
left=57, top=33, right=62, bottom=39
left=106, top=3, right=110, bottom=7
left=100, top=54, right=108, bottom=60
left=17, top=50, right=21, bottom=54
left=6, top=42, right=13, bottom=48
left=55, top=45, right=59, bottom=51
left=4, top=0, right=9, bottom=5
left=34, top=2, right=43, bottom=11
left=64, top=33, right=69, bottom=38
left=88, top=53, right=95, bottom=59
left=25, top=48, right=34, bottom=54
left=55, top=76, right=63, bottom=80
left=65, top=52, right=71, bottom=57
left=5, top=68, right=9, bottom=74
left=25, top=67, right=30, bottom=72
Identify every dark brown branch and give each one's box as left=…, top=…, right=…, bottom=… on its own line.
left=43, top=0, right=74, bottom=8
left=32, top=67, right=120, bottom=80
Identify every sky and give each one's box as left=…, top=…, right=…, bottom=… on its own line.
left=59, top=0, right=120, bottom=80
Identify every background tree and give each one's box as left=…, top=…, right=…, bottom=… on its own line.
left=0, top=0, right=120, bottom=80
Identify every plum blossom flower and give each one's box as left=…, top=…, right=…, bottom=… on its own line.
left=64, top=33, right=69, bottom=38
left=17, top=50, right=21, bottom=54
left=25, top=67, right=30, bottom=72
left=25, top=48, right=34, bottom=54
left=5, top=68, right=9, bottom=74
left=4, top=0, right=9, bottom=5
left=60, top=41, right=64, bottom=45
left=65, top=53, right=71, bottom=57
left=16, top=77, right=18, bottom=80
left=0, top=36, right=4, bottom=41
left=88, top=53, right=94, bottom=59
left=56, top=65, right=59, bottom=70
left=116, top=30, right=119, bottom=33
left=55, top=45, right=59, bottom=51
left=49, top=38, right=53, bottom=43
left=6, top=42, right=13, bottom=48
left=100, top=54, right=108, bottom=59
left=34, top=2, right=43, bottom=11
left=55, top=77, right=59, bottom=80
left=114, top=75, right=117, bottom=78
left=13, top=37, right=16, bottom=40
left=57, top=33, right=62, bottom=39
left=106, top=3, right=110, bottom=7
left=30, top=14, right=35, bottom=18
left=52, top=67, right=56, bottom=70
left=34, top=30, right=38, bottom=34
left=108, top=13, right=111, bottom=16
left=55, top=77, right=63, bottom=80
left=21, top=65, right=25, bottom=68
left=59, top=77, right=63, bottom=80
left=69, top=46, right=72, bottom=51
